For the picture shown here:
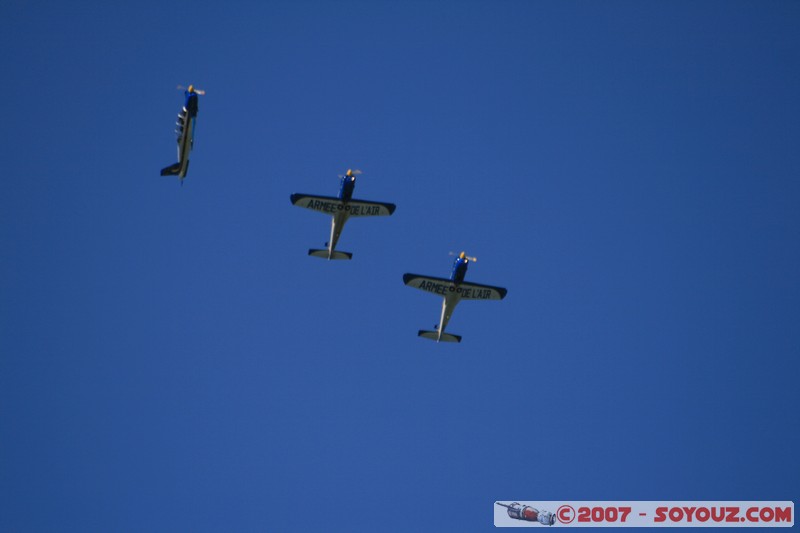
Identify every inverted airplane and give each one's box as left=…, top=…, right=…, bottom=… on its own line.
left=160, top=85, right=205, bottom=184
left=403, top=252, right=507, bottom=342
left=290, top=169, right=396, bottom=260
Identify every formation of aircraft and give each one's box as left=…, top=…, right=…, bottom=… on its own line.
left=159, top=87, right=507, bottom=342
left=289, top=169, right=396, bottom=260
left=403, top=252, right=507, bottom=343
left=160, top=85, right=204, bottom=185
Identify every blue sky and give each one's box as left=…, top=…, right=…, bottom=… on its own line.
left=1, top=1, right=798, bottom=530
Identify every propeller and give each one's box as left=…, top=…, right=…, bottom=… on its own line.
left=449, top=251, right=477, bottom=262
left=176, top=84, right=206, bottom=95
left=337, top=169, right=362, bottom=179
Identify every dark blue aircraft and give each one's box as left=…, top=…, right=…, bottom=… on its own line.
left=161, top=85, right=204, bottom=184
left=403, top=252, right=507, bottom=343
left=290, top=169, right=396, bottom=260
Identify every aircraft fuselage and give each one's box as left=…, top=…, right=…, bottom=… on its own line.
left=175, top=93, right=199, bottom=178
left=161, top=90, right=199, bottom=180
left=339, top=174, right=356, bottom=201
left=451, top=256, right=469, bottom=284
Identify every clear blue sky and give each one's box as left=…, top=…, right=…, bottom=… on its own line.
left=1, top=1, right=798, bottom=530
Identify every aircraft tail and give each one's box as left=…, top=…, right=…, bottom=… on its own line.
left=418, top=330, right=462, bottom=343
left=308, top=249, right=352, bottom=260
left=160, top=162, right=181, bottom=176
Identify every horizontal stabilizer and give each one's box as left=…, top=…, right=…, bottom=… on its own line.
left=160, top=163, right=181, bottom=176
left=308, top=249, right=352, bottom=260
left=418, top=330, right=462, bottom=343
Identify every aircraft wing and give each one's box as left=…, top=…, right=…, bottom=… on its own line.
left=346, top=198, right=396, bottom=217
left=290, top=194, right=395, bottom=217
left=403, top=274, right=507, bottom=300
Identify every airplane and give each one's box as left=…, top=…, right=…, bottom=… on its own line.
left=496, top=502, right=555, bottom=526
left=403, top=252, right=507, bottom=342
left=160, top=85, right=205, bottom=184
left=290, top=169, right=396, bottom=260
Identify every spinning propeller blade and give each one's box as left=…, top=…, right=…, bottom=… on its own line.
left=177, top=85, right=205, bottom=95
left=449, top=251, right=478, bottom=262
left=338, top=169, right=363, bottom=178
